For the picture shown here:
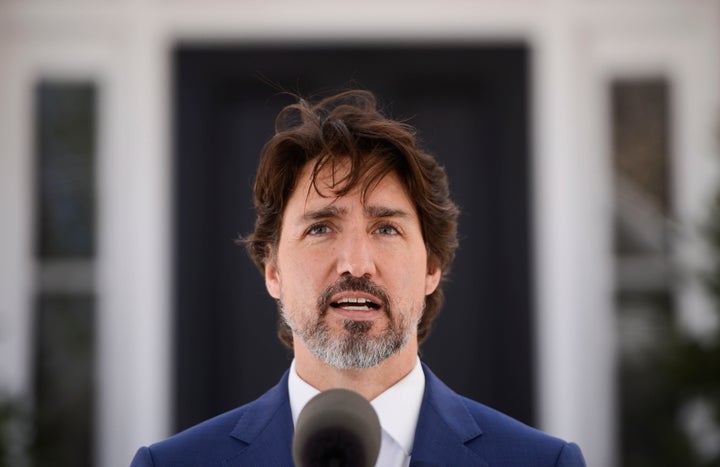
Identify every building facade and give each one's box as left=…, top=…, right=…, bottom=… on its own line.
left=1, top=1, right=719, bottom=466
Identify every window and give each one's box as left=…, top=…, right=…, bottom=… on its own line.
left=32, top=82, right=97, bottom=467
left=610, top=79, right=712, bottom=466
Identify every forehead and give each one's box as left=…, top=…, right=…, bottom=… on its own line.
left=290, top=158, right=415, bottom=212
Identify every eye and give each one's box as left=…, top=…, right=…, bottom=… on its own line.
left=374, top=223, right=399, bottom=235
left=307, top=223, right=331, bottom=236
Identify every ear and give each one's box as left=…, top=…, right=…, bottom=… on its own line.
left=264, top=247, right=281, bottom=299
left=425, top=264, right=441, bottom=296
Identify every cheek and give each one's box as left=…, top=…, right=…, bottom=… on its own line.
left=388, top=268, right=430, bottom=306
left=400, top=252, right=433, bottom=289
left=281, top=259, right=323, bottom=300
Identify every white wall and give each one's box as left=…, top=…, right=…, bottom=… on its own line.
left=1, top=1, right=718, bottom=466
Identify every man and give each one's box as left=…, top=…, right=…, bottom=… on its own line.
left=131, top=90, right=586, bottom=466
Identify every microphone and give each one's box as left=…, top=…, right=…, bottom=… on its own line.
left=292, top=388, right=381, bottom=467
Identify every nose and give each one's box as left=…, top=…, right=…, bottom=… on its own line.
left=336, top=230, right=377, bottom=278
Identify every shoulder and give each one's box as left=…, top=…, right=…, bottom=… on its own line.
left=419, top=363, right=585, bottom=466
left=131, top=372, right=292, bottom=467
left=461, top=395, right=554, bottom=443
left=130, top=404, right=252, bottom=467
left=460, top=396, right=584, bottom=464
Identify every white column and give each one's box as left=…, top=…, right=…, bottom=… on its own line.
left=0, top=33, right=35, bottom=408
left=532, top=9, right=616, bottom=467
left=97, top=4, right=172, bottom=466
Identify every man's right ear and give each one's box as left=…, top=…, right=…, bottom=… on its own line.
left=264, top=247, right=281, bottom=299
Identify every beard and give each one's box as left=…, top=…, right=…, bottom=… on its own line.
left=280, top=275, right=419, bottom=369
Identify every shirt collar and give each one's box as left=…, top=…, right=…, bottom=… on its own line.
left=369, top=357, right=425, bottom=455
left=288, top=359, right=321, bottom=426
left=288, top=357, right=425, bottom=456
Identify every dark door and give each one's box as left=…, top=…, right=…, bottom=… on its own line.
left=173, top=43, right=534, bottom=431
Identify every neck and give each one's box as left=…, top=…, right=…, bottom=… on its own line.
left=292, top=339, right=419, bottom=401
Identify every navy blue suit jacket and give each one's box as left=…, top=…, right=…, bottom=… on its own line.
left=131, top=363, right=586, bottom=466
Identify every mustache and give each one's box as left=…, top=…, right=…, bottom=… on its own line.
left=317, top=275, right=390, bottom=315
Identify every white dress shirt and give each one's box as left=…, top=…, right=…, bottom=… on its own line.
left=288, top=358, right=426, bottom=467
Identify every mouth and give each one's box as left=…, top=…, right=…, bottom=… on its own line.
left=330, top=296, right=381, bottom=312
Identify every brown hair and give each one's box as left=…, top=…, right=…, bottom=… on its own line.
left=243, top=90, right=459, bottom=347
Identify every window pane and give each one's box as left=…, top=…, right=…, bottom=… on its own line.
left=612, top=80, right=671, bottom=257
left=612, top=80, right=671, bottom=217
left=32, top=295, right=95, bottom=467
left=35, top=82, right=97, bottom=259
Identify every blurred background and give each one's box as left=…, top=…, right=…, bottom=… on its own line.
left=1, top=1, right=719, bottom=466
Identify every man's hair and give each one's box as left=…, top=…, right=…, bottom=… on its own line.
left=244, top=89, right=459, bottom=348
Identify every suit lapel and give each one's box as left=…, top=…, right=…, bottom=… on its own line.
left=410, top=364, right=489, bottom=467
left=224, top=371, right=295, bottom=466
left=218, top=365, right=490, bottom=466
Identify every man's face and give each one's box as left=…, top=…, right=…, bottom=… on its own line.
left=264, top=160, right=441, bottom=369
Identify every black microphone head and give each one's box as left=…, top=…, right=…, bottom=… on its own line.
left=292, top=388, right=381, bottom=467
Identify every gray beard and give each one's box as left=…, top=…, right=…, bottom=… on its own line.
left=279, top=275, right=419, bottom=369
left=290, top=313, right=414, bottom=369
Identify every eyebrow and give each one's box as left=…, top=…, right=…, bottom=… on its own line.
left=301, top=204, right=412, bottom=222
left=301, top=205, right=347, bottom=222
left=364, top=205, right=413, bottom=219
